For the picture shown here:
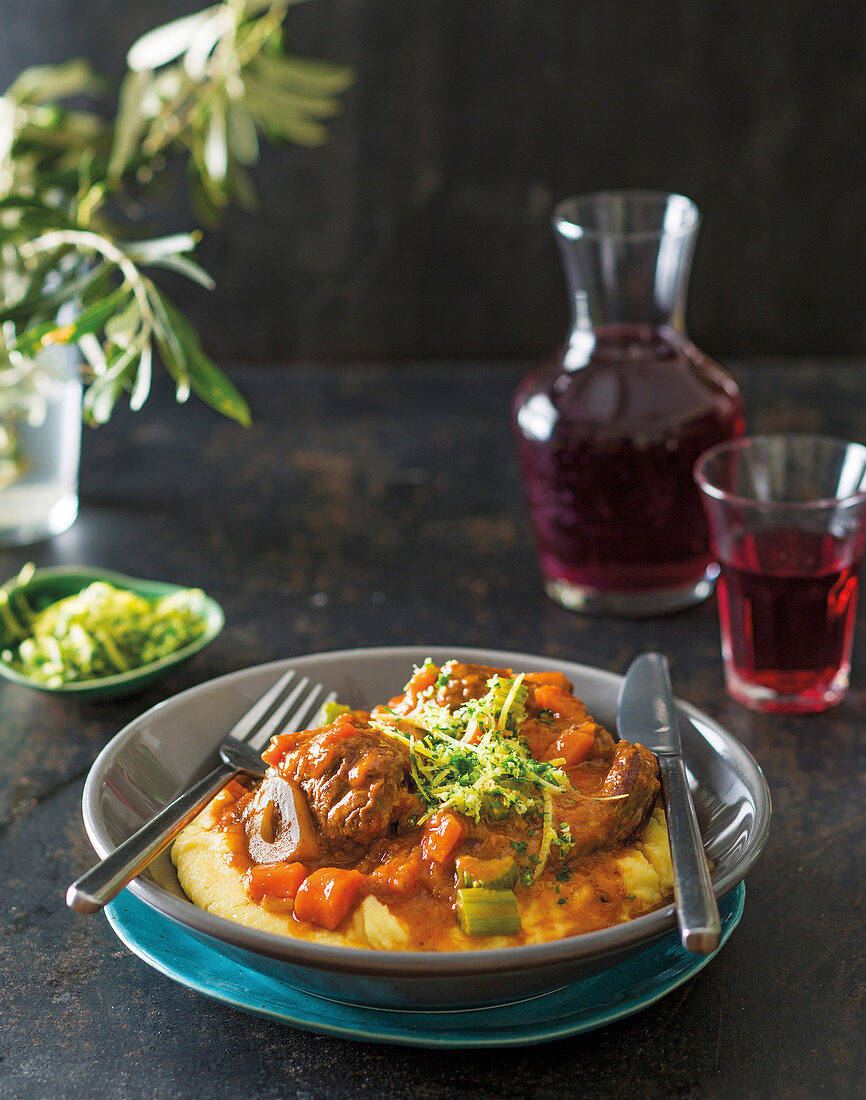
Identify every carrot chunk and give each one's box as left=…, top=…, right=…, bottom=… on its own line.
left=293, top=868, right=366, bottom=930
left=245, top=861, right=309, bottom=902
left=369, top=850, right=423, bottom=896
left=421, top=812, right=467, bottom=865
left=523, top=671, right=573, bottom=692
left=406, top=662, right=438, bottom=696
left=544, top=723, right=597, bottom=766
left=531, top=683, right=587, bottom=722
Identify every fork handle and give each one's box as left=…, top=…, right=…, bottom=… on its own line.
left=67, top=761, right=239, bottom=914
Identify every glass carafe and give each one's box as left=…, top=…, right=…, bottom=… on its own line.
left=513, top=190, right=745, bottom=616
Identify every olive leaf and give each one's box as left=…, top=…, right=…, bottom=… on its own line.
left=147, top=284, right=251, bottom=426
left=145, top=253, right=216, bottom=290
left=0, top=264, right=107, bottom=329
left=203, top=100, right=229, bottom=185
left=226, top=101, right=260, bottom=166
left=11, top=285, right=130, bottom=358
left=126, top=9, right=221, bottom=73
left=106, top=69, right=152, bottom=183
left=121, top=233, right=201, bottom=264
left=183, top=10, right=230, bottom=79
left=83, top=341, right=146, bottom=424
left=248, top=53, right=355, bottom=97
left=129, top=340, right=152, bottom=412
left=0, top=194, right=78, bottom=229
left=7, top=59, right=103, bottom=105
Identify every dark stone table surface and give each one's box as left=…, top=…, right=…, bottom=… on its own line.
left=2, top=360, right=864, bottom=1099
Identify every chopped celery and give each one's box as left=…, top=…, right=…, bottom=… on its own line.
left=455, top=855, right=518, bottom=890
left=319, top=700, right=352, bottom=724
left=456, top=887, right=522, bottom=935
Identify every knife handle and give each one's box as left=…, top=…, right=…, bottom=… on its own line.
left=659, top=755, right=721, bottom=954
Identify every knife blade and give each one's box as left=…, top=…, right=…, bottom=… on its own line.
left=617, top=652, right=721, bottom=954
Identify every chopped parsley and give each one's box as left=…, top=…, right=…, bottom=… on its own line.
left=552, top=822, right=575, bottom=858
left=371, top=668, right=572, bottom=879
left=372, top=672, right=568, bottom=824
left=435, top=667, right=452, bottom=689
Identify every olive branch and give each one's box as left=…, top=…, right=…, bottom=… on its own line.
left=0, top=0, right=353, bottom=429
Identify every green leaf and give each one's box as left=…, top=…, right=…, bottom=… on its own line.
left=103, top=297, right=143, bottom=345
left=260, top=110, right=328, bottom=147
left=8, top=60, right=103, bottom=105
left=249, top=53, right=355, bottom=97
left=120, top=233, right=200, bottom=264
left=183, top=10, right=227, bottom=79
left=203, top=102, right=228, bottom=185
left=185, top=173, right=221, bottom=232
left=127, top=9, right=220, bottom=72
left=0, top=263, right=110, bottom=330
left=11, top=284, right=130, bottom=357
left=107, top=69, right=153, bottom=183
left=226, top=162, right=259, bottom=211
left=226, top=101, right=260, bottom=166
left=146, top=254, right=216, bottom=290
left=78, top=263, right=117, bottom=309
left=149, top=285, right=250, bottom=426
left=82, top=343, right=141, bottom=424
left=146, top=280, right=192, bottom=401
left=129, top=340, right=153, bottom=411
left=243, top=71, right=343, bottom=120
left=0, top=195, right=79, bottom=232
left=187, top=342, right=252, bottom=427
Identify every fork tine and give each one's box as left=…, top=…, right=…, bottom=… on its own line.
left=244, top=675, right=313, bottom=750
left=240, top=670, right=338, bottom=753
left=282, top=685, right=337, bottom=738
left=229, top=667, right=297, bottom=743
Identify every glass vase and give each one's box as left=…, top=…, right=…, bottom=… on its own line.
left=513, top=190, right=745, bottom=616
left=0, top=344, right=82, bottom=546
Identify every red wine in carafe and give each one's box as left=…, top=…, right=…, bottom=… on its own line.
left=514, top=324, right=744, bottom=594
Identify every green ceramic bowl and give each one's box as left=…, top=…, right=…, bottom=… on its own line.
left=0, top=566, right=225, bottom=700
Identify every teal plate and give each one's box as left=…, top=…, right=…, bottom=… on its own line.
left=0, top=566, right=224, bottom=699
left=104, top=884, right=745, bottom=1048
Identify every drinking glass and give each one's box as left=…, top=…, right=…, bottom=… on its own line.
left=695, top=433, right=866, bottom=713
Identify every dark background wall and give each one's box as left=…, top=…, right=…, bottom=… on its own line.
left=2, top=1, right=866, bottom=363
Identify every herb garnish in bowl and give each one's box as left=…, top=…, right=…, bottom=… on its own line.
left=0, top=564, right=223, bottom=697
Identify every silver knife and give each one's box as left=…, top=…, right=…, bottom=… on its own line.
left=617, top=652, right=721, bottom=955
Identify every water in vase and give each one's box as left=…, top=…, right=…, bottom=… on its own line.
left=0, top=371, right=82, bottom=545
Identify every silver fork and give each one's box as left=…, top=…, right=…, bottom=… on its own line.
left=67, top=668, right=335, bottom=914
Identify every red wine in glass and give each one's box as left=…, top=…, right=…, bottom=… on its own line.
left=715, top=528, right=860, bottom=712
